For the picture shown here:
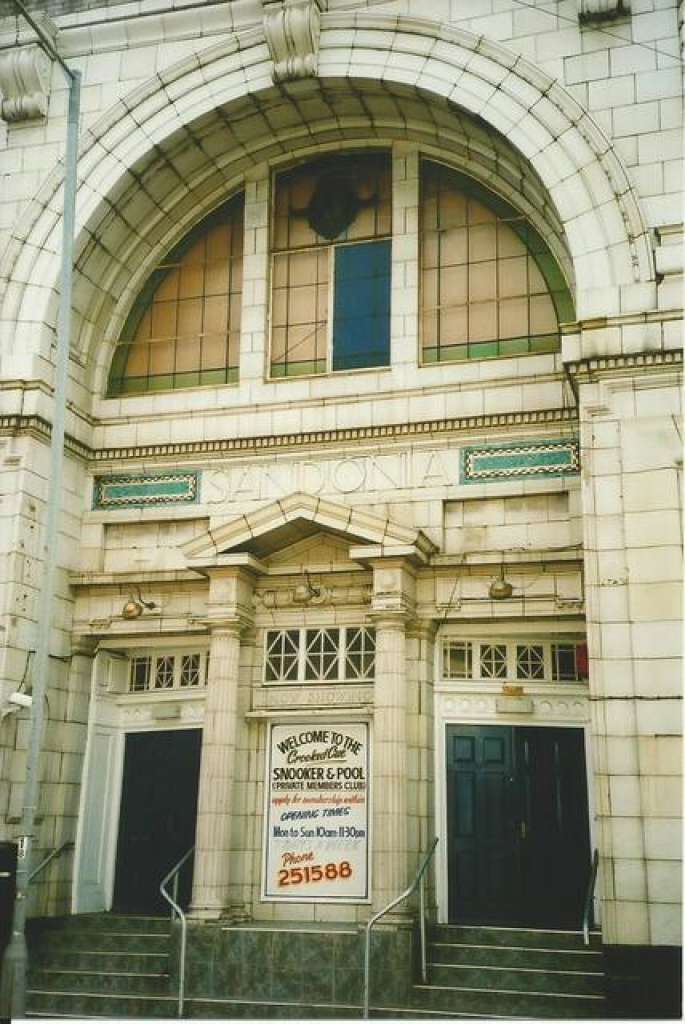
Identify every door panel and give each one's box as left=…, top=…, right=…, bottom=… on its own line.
left=447, top=724, right=591, bottom=927
left=447, top=725, right=520, bottom=923
left=113, top=729, right=201, bottom=913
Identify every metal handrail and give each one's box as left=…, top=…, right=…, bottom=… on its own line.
left=160, top=845, right=194, bottom=1018
left=582, top=848, right=599, bottom=946
left=28, top=839, right=74, bottom=883
left=363, top=838, right=438, bottom=1019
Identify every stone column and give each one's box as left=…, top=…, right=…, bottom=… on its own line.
left=190, top=561, right=258, bottom=918
left=368, top=557, right=417, bottom=915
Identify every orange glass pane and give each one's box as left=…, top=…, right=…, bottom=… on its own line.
left=155, top=267, right=179, bottom=302
left=422, top=268, right=439, bottom=310
left=148, top=338, right=175, bottom=374
left=468, top=301, right=498, bottom=341
left=201, top=332, right=227, bottom=370
left=498, top=221, right=527, bottom=258
left=175, top=335, right=200, bottom=373
left=529, top=293, right=558, bottom=334
left=151, top=301, right=177, bottom=339
left=176, top=298, right=203, bottom=336
left=469, top=223, right=497, bottom=263
left=288, top=285, right=318, bottom=325
left=440, top=265, right=468, bottom=306
left=469, top=260, right=497, bottom=303
left=124, top=342, right=149, bottom=377
left=468, top=199, right=496, bottom=225
left=204, top=295, right=229, bottom=334
left=528, top=257, right=548, bottom=294
left=179, top=260, right=205, bottom=300
left=498, top=256, right=528, bottom=298
left=499, top=297, right=529, bottom=338
left=439, top=305, right=468, bottom=343
left=204, top=260, right=230, bottom=296
left=440, top=228, right=468, bottom=266
left=438, top=189, right=466, bottom=229
left=206, top=224, right=230, bottom=260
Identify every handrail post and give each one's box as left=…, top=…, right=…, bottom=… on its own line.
left=160, top=845, right=195, bottom=1018
left=419, top=874, right=427, bottom=984
left=582, top=849, right=599, bottom=946
left=363, top=838, right=438, bottom=1019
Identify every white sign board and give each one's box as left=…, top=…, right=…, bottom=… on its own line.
left=264, top=722, right=370, bottom=901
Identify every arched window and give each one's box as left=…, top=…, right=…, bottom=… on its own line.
left=270, top=153, right=392, bottom=378
left=107, top=196, right=243, bottom=395
left=420, top=162, right=573, bottom=364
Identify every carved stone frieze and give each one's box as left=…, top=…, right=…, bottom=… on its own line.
left=438, top=691, right=589, bottom=722
left=255, top=583, right=372, bottom=610
left=263, top=0, right=326, bottom=82
left=0, top=43, right=54, bottom=122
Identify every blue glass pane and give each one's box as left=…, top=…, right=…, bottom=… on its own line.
left=332, top=240, right=391, bottom=371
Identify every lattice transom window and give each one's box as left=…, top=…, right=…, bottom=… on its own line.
left=128, top=651, right=208, bottom=693
left=440, top=638, right=586, bottom=683
left=264, top=627, right=376, bottom=683
left=108, top=197, right=244, bottom=395
left=421, top=161, right=574, bottom=365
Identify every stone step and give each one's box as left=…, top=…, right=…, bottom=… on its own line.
left=429, top=940, right=602, bottom=972
left=29, top=969, right=170, bottom=996
left=26, top=990, right=178, bottom=1018
left=29, top=950, right=169, bottom=973
left=410, top=982, right=606, bottom=1018
left=30, top=929, right=170, bottom=953
left=33, top=914, right=169, bottom=934
left=427, top=961, right=605, bottom=995
left=186, top=997, right=361, bottom=1018
left=428, top=925, right=601, bottom=951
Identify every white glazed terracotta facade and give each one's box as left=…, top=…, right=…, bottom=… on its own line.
left=0, top=0, right=681, bottom=956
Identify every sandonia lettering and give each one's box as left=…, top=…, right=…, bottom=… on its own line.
left=203, top=449, right=453, bottom=503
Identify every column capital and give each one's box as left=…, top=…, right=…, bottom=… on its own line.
left=71, top=636, right=99, bottom=658
left=201, top=615, right=251, bottom=637
left=367, top=608, right=412, bottom=631
left=407, top=618, right=438, bottom=642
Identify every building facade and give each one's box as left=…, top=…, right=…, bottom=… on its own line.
left=0, top=0, right=682, bottom=1013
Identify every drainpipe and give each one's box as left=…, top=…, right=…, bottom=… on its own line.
left=0, top=3, right=80, bottom=1018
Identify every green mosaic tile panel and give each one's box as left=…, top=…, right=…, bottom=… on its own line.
left=93, top=471, right=199, bottom=509
left=461, top=438, right=580, bottom=483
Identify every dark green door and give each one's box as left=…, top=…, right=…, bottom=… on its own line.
left=113, top=729, right=201, bottom=913
left=446, top=725, right=590, bottom=927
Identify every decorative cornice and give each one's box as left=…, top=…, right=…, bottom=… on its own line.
left=0, top=37, right=55, bottom=122
left=263, top=0, right=326, bottom=82
left=566, top=349, right=682, bottom=381
left=0, top=408, right=579, bottom=466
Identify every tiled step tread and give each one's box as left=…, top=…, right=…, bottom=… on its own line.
left=31, top=921, right=170, bottom=937
left=429, top=925, right=601, bottom=950
left=28, top=969, right=170, bottom=996
left=427, top=963, right=604, bottom=995
left=410, top=982, right=606, bottom=1018
left=430, top=960, right=603, bottom=976
left=31, top=951, right=169, bottom=973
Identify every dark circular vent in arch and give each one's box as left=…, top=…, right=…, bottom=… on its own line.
left=306, top=172, right=362, bottom=240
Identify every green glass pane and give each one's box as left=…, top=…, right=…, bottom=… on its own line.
left=498, top=337, right=530, bottom=355
left=529, top=334, right=559, bottom=352
left=469, top=341, right=500, bottom=359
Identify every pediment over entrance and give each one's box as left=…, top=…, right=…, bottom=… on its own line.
left=182, top=491, right=435, bottom=566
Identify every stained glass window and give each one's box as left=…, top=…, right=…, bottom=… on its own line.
left=108, top=197, right=244, bottom=395
left=421, top=161, right=574, bottom=364
left=270, top=154, right=392, bottom=378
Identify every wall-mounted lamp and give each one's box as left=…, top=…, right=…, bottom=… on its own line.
left=121, top=588, right=157, bottom=620
left=489, top=566, right=513, bottom=601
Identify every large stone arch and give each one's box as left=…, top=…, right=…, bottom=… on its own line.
left=0, top=15, right=654, bottom=393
